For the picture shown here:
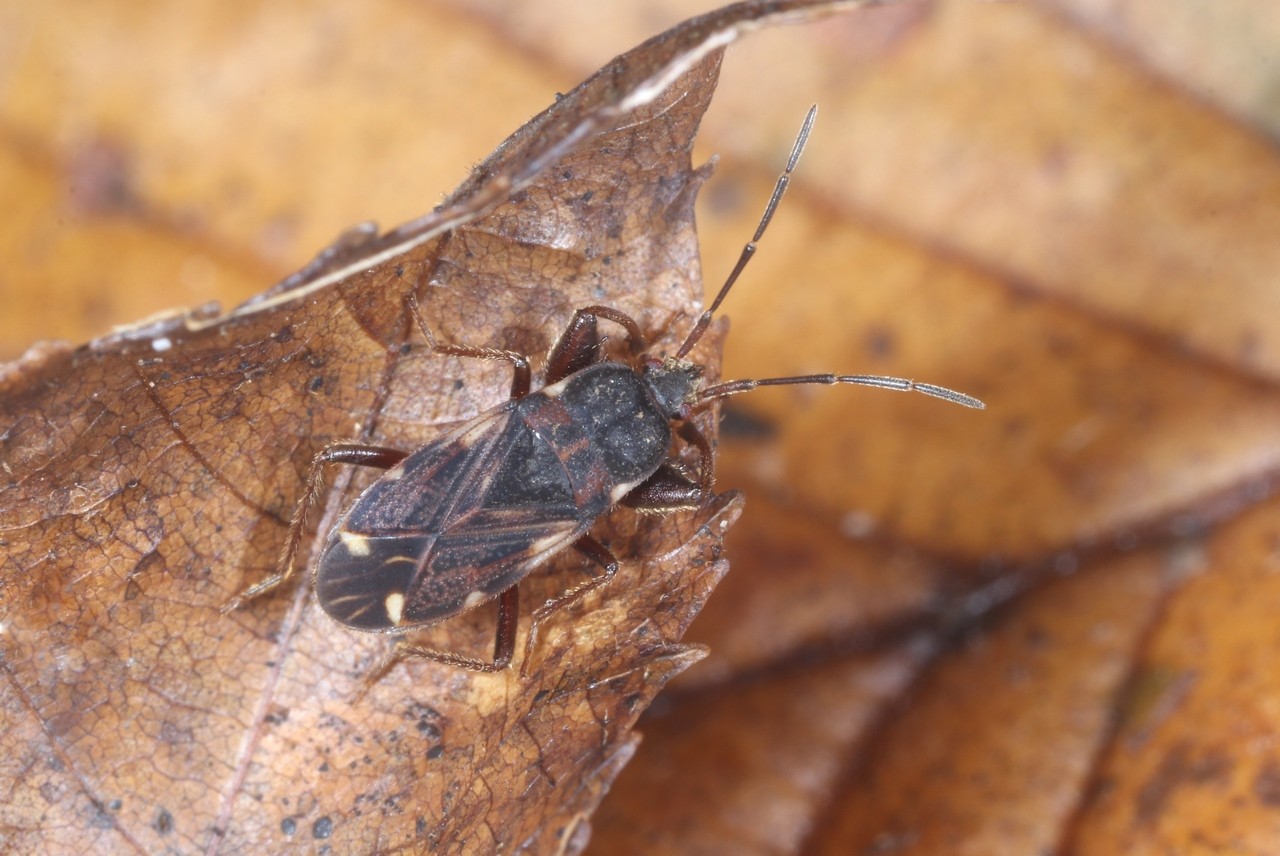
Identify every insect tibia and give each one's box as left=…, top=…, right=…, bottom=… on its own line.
left=697, top=373, right=985, bottom=409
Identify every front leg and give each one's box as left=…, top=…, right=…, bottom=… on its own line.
left=619, top=465, right=703, bottom=513
left=546, top=306, right=648, bottom=384
left=618, top=418, right=716, bottom=513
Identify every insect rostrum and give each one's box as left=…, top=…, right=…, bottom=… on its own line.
left=230, top=107, right=984, bottom=675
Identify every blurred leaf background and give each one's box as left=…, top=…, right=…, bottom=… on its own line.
left=3, top=1, right=1280, bottom=852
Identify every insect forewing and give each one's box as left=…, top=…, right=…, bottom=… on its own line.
left=315, top=405, right=587, bottom=630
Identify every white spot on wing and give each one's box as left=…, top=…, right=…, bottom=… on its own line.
left=610, top=479, right=643, bottom=504
left=463, top=590, right=487, bottom=610
left=384, top=592, right=405, bottom=625
left=340, top=531, right=371, bottom=557
left=529, top=530, right=575, bottom=557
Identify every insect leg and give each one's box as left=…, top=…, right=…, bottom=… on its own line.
left=546, top=306, right=647, bottom=383
left=546, top=310, right=600, bottom=383
left=222, top=442, right=407, bottom=612
left=620, top=417, right=715, bottom=511
left=407, top=290, right=532, bottom=399
left=619, top=465, right=702, bottom=512
left=520, top=534, right=619, bottom=676
left=676, top=420, right=714, bottom=492
left=370, top=586, right=521, bottom=679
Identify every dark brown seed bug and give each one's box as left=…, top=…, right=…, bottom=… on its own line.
left=228, top=106, right=984, bottom=675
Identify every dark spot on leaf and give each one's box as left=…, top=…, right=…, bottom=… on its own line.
left=309, top=376, right=324, bottom=392
left=313, top=816, right=333, bottom=839
left=281, top=817, right=297, bottom=836
left=89, top=801, right=116, bottom=830
left=47, top=709, right=78, bottom=737
left=159, top=719, right=194, bottom=746
left=1002, top=416, right=1029, bottom=438
left=152, top=808, right=173, bottom=834
left=426, top=745, right=444, bottom=760
left=1254, top=761, right=1280, bottom=808
left=66, top=137, right=137, bottom=215
left=864, top=325, right=895, bottom=358
left=273, top=326, right=294, bottom=344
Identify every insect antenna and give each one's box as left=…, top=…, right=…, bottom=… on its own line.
left=676, top=105, right=984, bottom=411
left=674, top=104, right=817, bottom=360
left=697, top=373, right=985, bottom=409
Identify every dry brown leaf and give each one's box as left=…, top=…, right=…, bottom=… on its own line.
left=5, top=1, right=1280, bottom=855
left=0, top=3, right=891, bottom=853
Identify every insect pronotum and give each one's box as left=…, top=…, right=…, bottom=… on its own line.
left=228, top=106, right=984, bottom=676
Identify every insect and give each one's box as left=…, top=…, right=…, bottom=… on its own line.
left=228, top=106, right=983, bottom=675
